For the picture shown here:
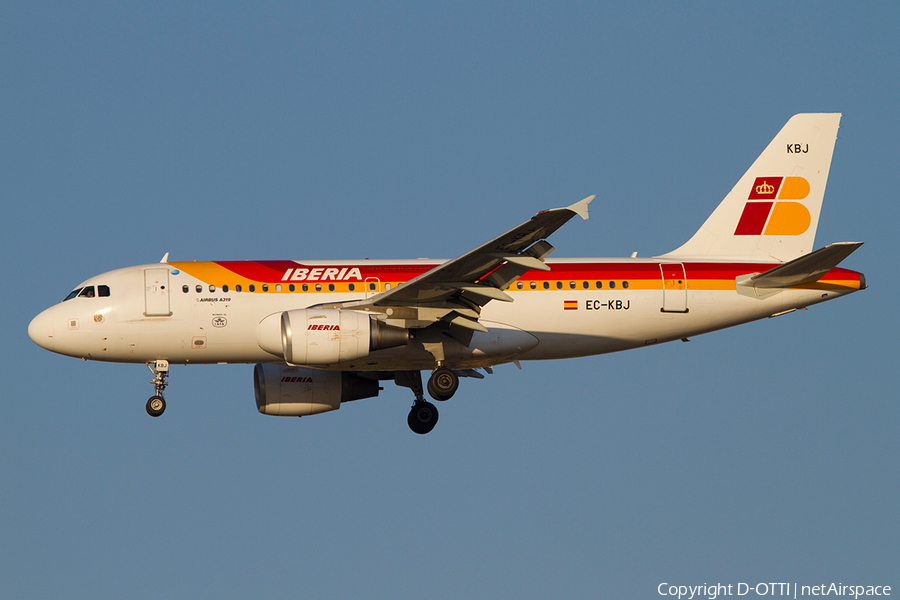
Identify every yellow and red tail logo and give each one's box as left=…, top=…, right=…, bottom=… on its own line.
left=735, top=176, right=811, bottom=236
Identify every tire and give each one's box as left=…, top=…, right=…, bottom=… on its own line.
left=407, top=401, right=439, bottom=434
left=427, top=367, right=459, bottom=401
left=146, top=395, right=166, bottom=417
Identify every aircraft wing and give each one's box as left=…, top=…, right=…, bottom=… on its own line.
left=318, top=195, right=594, bottom=333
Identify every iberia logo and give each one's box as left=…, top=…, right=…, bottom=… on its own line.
left=735, top=177, right=811, bottom=236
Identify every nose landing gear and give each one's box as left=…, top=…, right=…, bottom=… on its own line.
left=145, top=360, right=169, bottom=417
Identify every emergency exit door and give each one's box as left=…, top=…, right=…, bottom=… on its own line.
left=660, top=263, right=688, bottom=313
left=144, top=268, right=172, bottom=316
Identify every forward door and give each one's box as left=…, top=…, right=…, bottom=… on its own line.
left=144, top=268, right=172, bottom=316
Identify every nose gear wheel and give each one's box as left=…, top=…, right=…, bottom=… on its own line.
left=146, top=395, right=166, bottom=417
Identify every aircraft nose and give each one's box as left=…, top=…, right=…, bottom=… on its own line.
left=28, top=307, right=55, bottom=351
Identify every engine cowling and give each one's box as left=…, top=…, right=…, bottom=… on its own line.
left=253, top=363, right=380, bottom=416
left=258, top=308, right=408, bottom=365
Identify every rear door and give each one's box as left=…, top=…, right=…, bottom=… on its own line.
left=660, top=263, right=688, bottom=313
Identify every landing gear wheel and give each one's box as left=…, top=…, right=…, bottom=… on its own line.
left=408, top=401, right=439, bottom=434
left=146, top=395, right=166, bottom=417
left=427, top=367, right=459, bottom=401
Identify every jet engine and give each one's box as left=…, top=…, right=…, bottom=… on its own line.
left=253, top=363, right=380, bottom=416
left=258, top=309, right=408, bottom=365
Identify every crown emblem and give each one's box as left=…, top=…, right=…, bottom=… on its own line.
left=755, top=180, right=775, bottom=195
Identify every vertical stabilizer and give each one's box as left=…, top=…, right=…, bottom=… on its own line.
left=660, top=113, right=841, bottom=262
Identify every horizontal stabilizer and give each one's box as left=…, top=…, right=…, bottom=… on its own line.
left=740, top=242, right=863, bottom=289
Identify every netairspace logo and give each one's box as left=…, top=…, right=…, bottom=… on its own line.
left=657, top=582, right=891, bottom=600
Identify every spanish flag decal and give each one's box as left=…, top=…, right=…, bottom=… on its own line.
left=564, top=300, right=578, bottom=310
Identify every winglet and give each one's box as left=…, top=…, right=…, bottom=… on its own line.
left=567, top=195, right=594, bottom=220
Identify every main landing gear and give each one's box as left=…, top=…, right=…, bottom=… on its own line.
left=396, top=367, right=462, bottom=434
left=145, top=360, right=169, bottom=417
left=396, top=371, right=439, bottom=435
left=427, top=366, right=459, bottom=402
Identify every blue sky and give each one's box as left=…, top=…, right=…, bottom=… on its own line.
left=2, top=3, right=897, bottom=598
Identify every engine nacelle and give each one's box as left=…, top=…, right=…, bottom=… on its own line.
left=259, top=308, right=408, bottom=365
left=253, top=363, right=380, bottom=416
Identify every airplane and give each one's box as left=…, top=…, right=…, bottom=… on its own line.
left=28, top=113, right=865, bottom=434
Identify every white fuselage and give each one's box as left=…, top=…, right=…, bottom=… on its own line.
left=28, top=258, right=862, bottom=371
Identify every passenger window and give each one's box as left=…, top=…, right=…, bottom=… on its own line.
left=328, top=284, right=335, bottom=291
left=384, top=283, right=391, bottom=291
left=249, top=285, right=256, bottom=292
left=302, top=284, right=308, bottom=292
left=623, top=281, right=629, bottom=289
left=209, top=285, right=216, bottom=292
left=543, top=282, right=550, bottom=289
left=530, top=281, right=537, bottom=289
left=289, top=284, right=295, bottom=292
left=349, top=283, right=355, bottom=292
left=78, top=286, right=96, bottom=298
left=183, top=285, right=189, bottom=293
left=517, top=281, right=523, bottom=290
left=609, top=281, right=616, bottom=289
left=569, top=281, right=576, bottom=289
left=64, top=288, right=83, bottom=301
left=582, top=281, right=589, bottom=289
left=196, top=285, right=202, bottom=293
left=595, top=281, right=602, bottom=289
left=261, top=284, right=268, bottom=292
left=315, top=284, right=322, bottom=292
left=556, top=281, right=562, bottom=289
left=275, top=284, right=282, bottom=292
left=98, top=285, right=110, bottom=297
left=236, top=285, right=242, bottom=292
left=369, top=282, right=377, bottom=291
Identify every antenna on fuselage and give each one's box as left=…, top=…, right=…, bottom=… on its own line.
left=160, top=252, right=169, bottom=263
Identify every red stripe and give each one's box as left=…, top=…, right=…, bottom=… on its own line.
left=204, top=261, right=860, bottom=285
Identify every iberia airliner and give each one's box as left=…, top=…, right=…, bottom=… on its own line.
left=28, top=114, right=865, bottom=434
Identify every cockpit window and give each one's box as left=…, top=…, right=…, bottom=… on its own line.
left=64, top=288, right=84, bottom=301
left=63, top=285, right=109, bottom=301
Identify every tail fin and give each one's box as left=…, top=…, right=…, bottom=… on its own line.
left=661, top=113, right=841, bottom=262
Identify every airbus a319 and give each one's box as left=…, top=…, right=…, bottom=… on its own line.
left=28, top=114, right=865, bottom=434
